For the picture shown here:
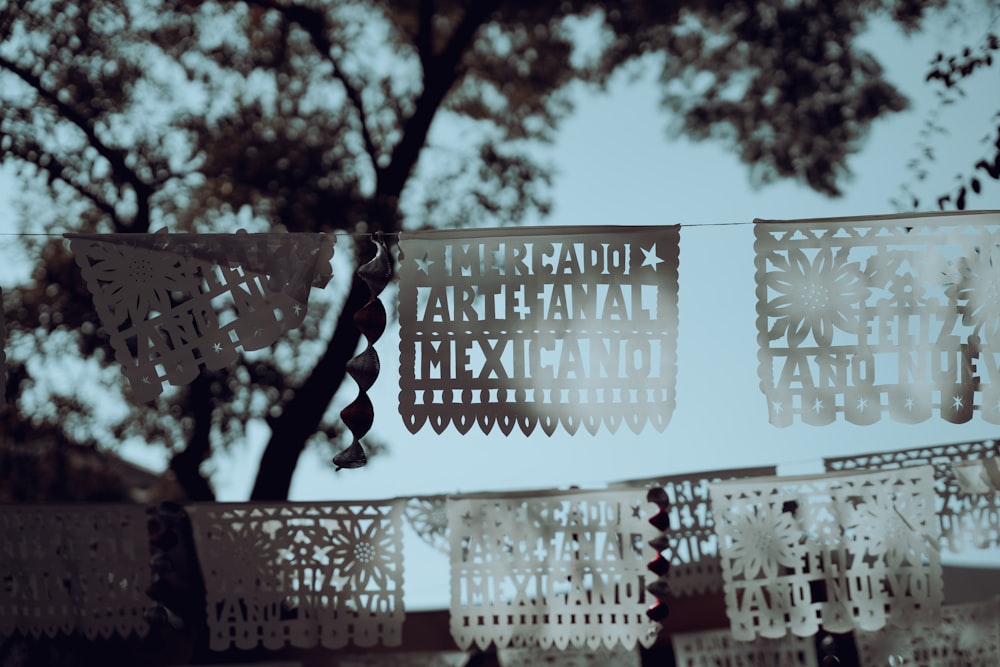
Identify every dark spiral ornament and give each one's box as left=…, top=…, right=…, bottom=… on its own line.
left=333, top=233, right=393, bottom=469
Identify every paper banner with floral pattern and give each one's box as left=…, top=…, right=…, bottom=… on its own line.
left=854, top=597, right=1000, bottom=666
left=187, top=500, right=404, bottom=651
left=755, top=210, right=1000, bottom=426
left=398, top=226, right=680, bottom=436
left=498, top=645, right=641, bottom=667
left=825, top=438, right=1000, bottom=551
left=952, top=456, right=1000, bottom=494
left=65, top=230, right=334, bottom=402
left=709, top=466, right=942, bottom=640
left=405, top=496, right=450, bottom=554
left=447, top=488, right=659, bottom=651
left=611, top=466, right=777, bottom=596
left=0, top=504, right=151, bottom=640
left=671, top=628, right=818, bottom=667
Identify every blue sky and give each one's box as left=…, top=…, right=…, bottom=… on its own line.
left=1, top=7, right=999, bottom=610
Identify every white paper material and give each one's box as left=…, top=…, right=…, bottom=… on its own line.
left=498, top=645, right=641, bottom=667
left=66, top=230, right=333, bottom=401
left=671, top=628, right=818, bottom=667
left=188, top=501, right=404, bottom=650
left=612, top=466, right=777, bottom=596
left=755, top=210, right=1000, bottom=425
left=709, top=466, right=943, bottom=640
left=825, top=439, right=1000, bottom=551
left=854, top=597, right=1000, bottom=666
left=397, top=226, right=680, bottom=436
left=447, top=488, right=659, bottom=651
left=0, top=504, right=151, bottom=639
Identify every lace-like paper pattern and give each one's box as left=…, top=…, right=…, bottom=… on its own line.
left=709, top=466, right=942, bottom=640
left=671, top=628, right=818, bottom=667
left=498, top=646, right=640, bottom=667
left=66, top=230, right=333, bottom=401
left=447, top=489, right=658, bottom=651
left=187, top=501, right=404, bottom=650
left=824, top=439, right=1000, bottom=551
left=398, top=226, right=680, bottom=436
left=613, top=467, right=777, bottom=596
left=405, top=496, right=450, bottom=554
left=0, top=504, right=151, bottom=639
left=854, top=597, right=1000, bottom=666
left=755, top=211, right=1000, bottom=425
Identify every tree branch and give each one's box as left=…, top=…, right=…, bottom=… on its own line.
left=249, top=2, right=500, bottom=500
left=243, top=0, right=381, bottom=171
left=0, top=55, right=154, bottom=231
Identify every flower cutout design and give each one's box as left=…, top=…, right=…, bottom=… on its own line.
left=212, top=519, right=276, bottom=590
left=724, top=504, right=801, bottom=580
left=846, top=497, right=929, bottom=567
left=404, top=496, right=449, bottom=554
left=765, top=247, right=867, bottom=347
left=957, top=244, right=1000, bottom=341
left=329, top=518, right=397, bottom=592
left=888, top=272, right=925, bottom=309
left=86, top=241, right=200, bottom=328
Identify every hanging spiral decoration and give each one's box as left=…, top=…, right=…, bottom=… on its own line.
left=333, top=233, right=393, bottom=469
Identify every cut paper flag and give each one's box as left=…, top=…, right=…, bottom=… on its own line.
left=398, top=226, right=680, bottom=436
left=66, top=230, right=334, bottom=401
left=825, top=438, right=1000, bottom=551
left=671, top=628, right=818, bottom=667
left=611, top=466, right=777, bottom=596
left=755, top=210, right=1000, bottom=426
left=404, top=495, right=450, bottom=554
left=709, top=466, right=942, bottom=640
left=854, top=597, right=1000, bottom=667
left=498, top=645, right=641, bottom=667
left=187, top=500, right=404, bottom=651
left=0, top=504, right=151, bottom=640
left=447, top=488, right=661, bottom=651
left=953, top=456, right=1000, bottom=494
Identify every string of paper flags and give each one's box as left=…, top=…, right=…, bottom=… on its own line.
left=1, top=438, right=998, bottom=663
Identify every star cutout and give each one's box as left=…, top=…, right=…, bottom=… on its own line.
left=212, top=342, right=223, bottom=353
left=253, top=327, right=264, bottom=337
left=292, top=303, right=303, bottom=315
left=415, top=254, right=434, bottom=274
left=952, top=395, right=964, bottom=410
left=812, top=398, right=823, bottom=414
left=640, top=244, right=664, bottom=271
left=772, top=400, right=783, bottom=415
left=904, top=397, right=914, bottom=411
left=631, top=504, right=642, bottom=519
left=140, top=376, right=151, bottom=384
left=857, top=397, right=868, bottom=412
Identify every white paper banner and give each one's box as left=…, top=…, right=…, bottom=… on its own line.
left=0, top=504, right=151, bottom=640
left=447, top=488, right=659, bottom=651
left=188, top=501, right=404, bottom=651
left=671, top=628, right=818, bottom=667
left=825, top=439, right=1000, bottom=551
left=611, top=466, right=777, bottom=596
left=398, top=226, right=680, bottom=436
left=854, top=597, right=1000, bottom=666
left=66, top=230, right=333, bottom=401
left=709, top=466, right=942, bottom=640
left=755, top=210, right=1000, bottom=425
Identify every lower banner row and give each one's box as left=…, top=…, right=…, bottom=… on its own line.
left=1, top=442, right=999, bottom=666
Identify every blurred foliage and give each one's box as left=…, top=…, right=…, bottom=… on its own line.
left=0, top=0, right=972, bottom=500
